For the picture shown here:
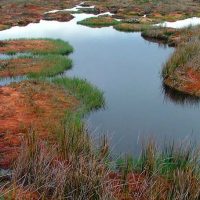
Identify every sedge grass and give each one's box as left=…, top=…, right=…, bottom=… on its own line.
left=52, top=77, right=105, bottom=115
left=28, top=55, right=72, bottom=78
left=162, top=39, right=200, bottom=78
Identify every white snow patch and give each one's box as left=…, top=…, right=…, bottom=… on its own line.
left=156, top=17, right=200, bottom=29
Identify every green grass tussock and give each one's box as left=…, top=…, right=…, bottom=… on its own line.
left=28, top=55, right=72, bottom=78
left=52, top=77, right=105, bottom=115
left=44, top=39, right=73, bottom=55
left=162, top=39, right=200, bottom=78
left=77, top=16, right=120, bottom=27
left=114, top=23, right=151, bottom=32
left=142, top=27, right=176, bottom=43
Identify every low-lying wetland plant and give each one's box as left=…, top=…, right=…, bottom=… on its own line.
left=52, top=77, right=105, bottom=115
left=0, top=38, right=74, bottom=78
left=163, top=39, right=200, bottom=79
left=114, top=23, right=151, bottom=32
left=77, top=16, right=120, bottom=27
left=1, top=21, right=200, bottom=198
left=0, top=38, right=73, bottom=55
left=159, top=26, right=200, bottom=96
left=0, top=54, right=73, bottom=78
left=28, top=55, right=73, bottom=78
left=3, top=135, right=200, bottom=199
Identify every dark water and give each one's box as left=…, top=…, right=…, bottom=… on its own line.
left=0, top=13, right=200, bottom=154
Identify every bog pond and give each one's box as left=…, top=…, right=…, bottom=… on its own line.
left=1, top=12, right=200, bottom=155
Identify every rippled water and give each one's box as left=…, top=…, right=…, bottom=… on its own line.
left=0, top=10, right=200, bottom=155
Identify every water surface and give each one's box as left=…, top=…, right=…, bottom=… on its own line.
left=0, top=12, right=200, bottom=155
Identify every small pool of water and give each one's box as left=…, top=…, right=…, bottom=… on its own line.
left=0, top=10, right=200, bottom=155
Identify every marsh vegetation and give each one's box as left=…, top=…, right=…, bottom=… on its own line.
left=1, top=0, right=200, bottom=199
left=162, top=26, right=200, bottom=96
left=77, top=16, right=120, bottom=27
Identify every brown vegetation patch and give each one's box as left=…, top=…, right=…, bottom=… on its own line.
left=1, top=187, right=39, bottom=200
left=0, top=0, right=80, bottom=28
left=0, top=0, right=199, bottom=30
left=77, top=16, right=120, bottom=27
left=86, top=0, right=200, bottom=22
left=108, top=172, right=171, bottom=200
left=108, top=172, right=148, bottom=200
left=0, top=57, right=63, bottom=77
left=0, top=40, right=55, bottom=54
left=142, top=28, right=184, bottom=46
left=43, top=11, right=74, bottom=22
left=142, top=26, right=200, bottom=47
left=165, top=67, right=200, bottom=96
left=0, top=58, right=41, bottom=77
left=0, top=80, right=78, bottom=169
left=114, top=23, right=149, bottom=32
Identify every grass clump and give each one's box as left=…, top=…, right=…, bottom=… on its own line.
left=0, top=38, right=73, bottom=55
left=6, top=136, right=200, bottom=199
left=10, top=128, right=112, bottom=200
left=0, top=76, right=108, bottom=199
left=77, top=16, right=120, bottom=27
left=114, top=23, right=151, bottom=32
left=43, top=39, right=73, bottom=55
left=115, top=139, right=200, bottom=199
left=52, top=77, right=105, bottom=115
left=0, top=55, right=72, bottom=78
left=142, top=27, right=177, bottom=44
left=0, top=38, right=74, bottom=78
left=142, top=26, right=200, bottom=46
left=28, top=55, right=72, bottom=78
left=162, top=40, right=200, bottom=78
left=161, top=26, right=200, bottom=96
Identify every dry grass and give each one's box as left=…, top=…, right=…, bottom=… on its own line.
left=3, top=121, right=112, bottom=199
left=3, top=136, right=200, bottom=199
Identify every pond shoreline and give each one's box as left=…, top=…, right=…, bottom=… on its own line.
left=1, top=1, right=200, bottom=199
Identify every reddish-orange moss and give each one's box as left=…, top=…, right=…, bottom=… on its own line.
left=0, top=80, right=78, bottom=168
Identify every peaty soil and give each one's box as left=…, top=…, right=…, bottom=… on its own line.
left=164, top=67, right=200, bottom=97
left=0, top=39, right=58, bottom=54
left=0, top=0, right=81, bottom=30
left=0, top=80, right=78, bottom=169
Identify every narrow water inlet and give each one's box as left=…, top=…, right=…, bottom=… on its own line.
left=0, top=5, right=200, bottom=155
left=0, top=76, right=26, bottom=86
